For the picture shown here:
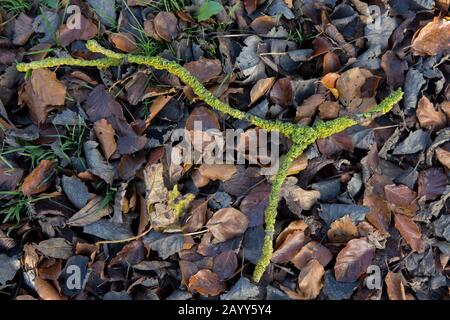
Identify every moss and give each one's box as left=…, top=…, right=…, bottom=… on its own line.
left=168, top=185, right=195, bottom=221
left=15, top=41, right=404, bottom=283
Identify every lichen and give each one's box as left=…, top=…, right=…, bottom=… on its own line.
left=15, top=40, right=404, bottom=283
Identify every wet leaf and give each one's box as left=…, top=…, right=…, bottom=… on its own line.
left=394, top=214, right=424, bottom=253
left=188, top=269, right=225, bottom=296
left=334, top=238, right=375, bottom=282
left=297, top=259, right=325, bottom=300
left=21, top=160, right=56, bottom=196
left=206, top=207, right=249, bottom=242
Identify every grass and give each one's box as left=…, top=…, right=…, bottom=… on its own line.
left=0, top=0, right=32, bottom=14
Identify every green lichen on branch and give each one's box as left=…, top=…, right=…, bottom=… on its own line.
left=15, top=41, right=404, bottom=283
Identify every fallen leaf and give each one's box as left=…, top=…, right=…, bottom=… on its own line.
left=380, top=50, right=408, bottom=88
left=436, top=147, right=450, bottom=169
left=19, top=69, right=67, bottom=124
left=271, top=230, right=308, bottom=264
left=35, top=276, right=66, bottom=300
left=93, top=118, right=117, bottom=160
left=0, top=254, right=20, bottom=285
left=109, top=32, right=137, bottom=52
left=321, top=73, right=340, bottom=98
left=61, top=175, right=89, bottom=209
left=35, top=238, right=74, bottom=260
left=109, top=240, right=145, bottom=267
left=21, top=160, right=56, bottom=196
left=418, top=168, right=447, bottom=201
left=188, top=269, right=225, bottom=296
left=334, top=238, right=375, bottom=282
left=67, top=196, right=112, bottom=227
left=198, top=164, right=237, bottom=181
left=297, top=259, right=325, bottom=300
left=243, top=0, right=257, bottom=14
left=270, top=77, right=293, bottom=107
left=185, top=106, right=220, bottom=131
left=385, top=271, right=407, bottom=300
left=83, top=141, right=115, bottom=184
left=411, top=17, right=450, bottom=56
left=13, top=13, right=34, bottom=45
left=184, top=58, right=222, bottom=83
left=327, top=215, right=358, bottom=243
left=394, top=214, right=424, bottom=253
left=57, top=14, right=98, bottom=47
left=221, top=277, right=260, bottom=300
left=291, top=241, right=333, bottom=269
left=384, top=184, right=418, bottom=216
left=250, top=16, right=278, bottom=34
left=363, top=190, right=391, bottom=232
left=416, top=96, right=446, bottom=130
left=275, top=220, right=308, bottom=247
left=206, top=207, right=249, bottom=242
left=212, top=250, right=238, bottom=280
left=154, top=12, right=178, bottom=42
left=183, top=200, right=208, bottom=233
left=250, top=77, right=275, bottom=104
left=84, top=85, right=125, bottom=123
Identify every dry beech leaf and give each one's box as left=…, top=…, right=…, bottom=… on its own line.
left=276, top=220, right=308, bottom=247
left=271, top=230, right=308, bottom=264
left=188, top=269, right=225, bottom=296
left=287, top=154, right=308, bottom=176
left=327, top=215, right=358, bottom=243
left=384, top=184, right=418, bottom=217
left=411, top=17, right=450, bottom=56
left=321, top=73, right=340, bottom=98
left=291, top=241, right=333, bottom=269
left=109, top=32, right=137, bottom=52
left=154, top=12, right=178, bottom=42
left=394, top=214, right=424, bottom=253
left=435, top=148, right=450, bottom=169
left=35, top=276, right=66, bottom=300
left=385, top=271, right=407, bottom=300
left=184, top=58, right=222, bottom=83
left=19, top=69, right=67, bottom=124
left=198, top=164, right=237, bottom=181
left=250, top=77, right=275, bottom=104
left=206, top=207, right=249, bottom=242
left=21, top=160, right=56, bottom=196
left=334, top=238, right=375, bottom=282
left=270, top=77, right=293, bottom=107
left=363, top=190, right=391, bottom=232
left=416, top=96, right=446, bottom=130
left=93, top=118, right=117, bottom=160
left=297, top=259, right=325, bottom=300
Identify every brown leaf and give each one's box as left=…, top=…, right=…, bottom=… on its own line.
left=206, top=207, right=249, bottom=242
left=35, top=276, right=66, bottom=300
left=275, top=220, right=308, bottom=247
left=154, top=12, right=178, bottom=42
left=270, top=77, right=293, bottom=107
left=185, top=106, right=220, bottom=131
left=21, top=160, right=56, bottom=196
left=0, top=164, right=23, bottom=192
left=184, top=58, right=222, bottom=83
left=319, top=100, right=340, bottom=120
left=297, top=259, right=325, bottom=300
left=295, top=94, right=325, bottom=124
left=19, top=69, right=67, bottom=124
left=321, top=73, right=340, bottom=98
left=250, top=16, right=278, bottom=34
left=394, top=214, right=424, bottom=253
left=323, top=52, right=341, bottom=74
left=363, top=190, right=391, bottom=232
left=411, top=17, right=450, bottom=56
left=212, top=250, right=238, bottom=280
left=198, top=164, right=237, bottom=182
left=183, top=200, right=207, bottom=233
left=336, top=68, right=376, bottom=112
left=243, top=0, right=257, bottom=14
left=35, top=238, right=74, bottom=260
left=418, top=168, right=447, bottom=201
left=327, top=215, right=358, bottom=243
left=109, top=32, right=137, bottom=52
left=334, top=238, right=375, bottom=282
left=436, top=147, right=450, bottom=170
left=385, top=271, right=407, bottom=300
left=188, top=269, right=225, bottom=296
left=384, top=184, right=418, bottom=217
left=250, top=77, right=275, bottom=104
left=416, top=96, right=446, bottom=130
left=381, top=50, right=408, bottom=88
left=145, top=95, right=172, bottom=124
left=84, top=85, right=125, bottom=123
left=67, top=196, right=112, bottom=227
left=109, top=240, right=145, bottom=267
left=287, top=154, right=308, bottom=175
left=13, top=13, right=33, bottom=45
left=93, top=118, right=117, bottom=160
left=291, top=241, right=333, bottom=269
left=57, top=15, right=98, bottom=47
left=179, top=260, right=198, bottom=286
left=271, top=230, right=308, bottom=264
